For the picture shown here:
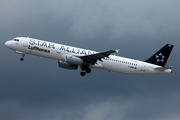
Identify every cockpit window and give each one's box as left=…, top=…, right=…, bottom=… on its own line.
left=14, top=39, right=19, bottom=42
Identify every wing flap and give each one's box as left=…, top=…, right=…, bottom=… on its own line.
left=79, top=50, right=117, bottom=64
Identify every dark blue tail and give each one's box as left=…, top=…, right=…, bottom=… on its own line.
left=145, top=44, right=174, bottom=67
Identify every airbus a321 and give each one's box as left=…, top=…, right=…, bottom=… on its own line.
left=5, top=37, right=174, bottom=76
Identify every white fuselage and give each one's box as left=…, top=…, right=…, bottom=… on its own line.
left=5, top=37, right=172, bottom=75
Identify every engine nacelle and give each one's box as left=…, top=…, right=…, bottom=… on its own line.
left=66, top=55, right=83, bottom=65
left=58, top=61, right=78, bottom=70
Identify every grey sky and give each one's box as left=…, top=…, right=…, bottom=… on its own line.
left=1, top=0, right=180, bottom=120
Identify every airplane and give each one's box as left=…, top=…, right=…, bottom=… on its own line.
left=5, top=37, right=174, bottom=76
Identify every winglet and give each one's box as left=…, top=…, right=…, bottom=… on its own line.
left=116, top=49, right=120, bottom=53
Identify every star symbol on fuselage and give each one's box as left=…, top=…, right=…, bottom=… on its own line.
left=156, top=53, right=165, bottom=63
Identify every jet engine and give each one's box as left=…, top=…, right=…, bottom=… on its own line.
left=58, top=61, right=78, bottom=70
left=66, top=55, right=83, bottom=65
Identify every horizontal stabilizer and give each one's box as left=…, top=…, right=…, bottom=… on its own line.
left=154, top=66, right=173, bottom=70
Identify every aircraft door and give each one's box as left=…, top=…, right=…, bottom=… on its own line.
left=141, top=64, right=146, bottom=71
left=23, top=39, right=28, bottom=47
left=56, top=45, right=61, bottom=54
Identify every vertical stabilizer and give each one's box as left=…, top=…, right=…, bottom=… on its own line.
left=145, top=44, right=174, bottom=67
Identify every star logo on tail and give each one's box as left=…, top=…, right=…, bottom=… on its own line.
left=156, top=53, right=165, bottom=63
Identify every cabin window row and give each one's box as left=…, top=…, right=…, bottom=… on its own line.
left=108, top=59, right=137, bottom=66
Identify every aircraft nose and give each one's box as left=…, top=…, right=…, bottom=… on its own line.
left=5, top=41, right=9, bottom=47
left=5, top=41, right=12, bottom=48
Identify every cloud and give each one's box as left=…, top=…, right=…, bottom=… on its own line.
left=1, top=0, right=180, bottom=120
left=1, top=0, right=180, bottom=42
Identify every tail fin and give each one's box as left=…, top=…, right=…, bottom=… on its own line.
left=145, top=44, right=174, bottom=67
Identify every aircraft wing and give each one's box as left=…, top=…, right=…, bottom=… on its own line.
left=79, top=50, right=117, bottom=64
